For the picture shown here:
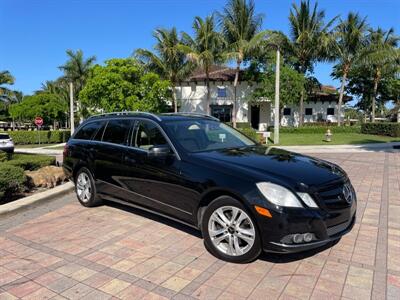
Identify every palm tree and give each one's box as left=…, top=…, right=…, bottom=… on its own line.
left=362, top=28, right=399, bottom=122
left=180, top=15, right=225, bottom=114
left=288, top=0, right=337, bottom=126
left=0, top=71, right=15, bottom=103
left=219, top=0, right=266, bottom=127
left=135, top=27, right=193, bottom=112
left=59, top=49, right=96, bottom=121
left=333, top=13, right=368, bottom=126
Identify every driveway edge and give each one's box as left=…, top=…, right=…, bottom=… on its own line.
left=0, top=181, right=74, bottom=218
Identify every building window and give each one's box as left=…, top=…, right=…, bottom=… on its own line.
left=305, top=108, right=313, bottom=116
left=211, top=105, right=232, bottom=122
left=217, top=87, right=227, bottom=98
left=283, top=108, right=291, bottom=116
left=327, top=108, right=335, bottom=115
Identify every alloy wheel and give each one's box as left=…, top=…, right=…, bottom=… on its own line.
left=76, top=172, right=92, bottom=203
left=208, top=206, right=256, bottom=256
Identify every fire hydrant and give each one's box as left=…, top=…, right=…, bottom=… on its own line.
left=325, top=129, right=332, bottom=142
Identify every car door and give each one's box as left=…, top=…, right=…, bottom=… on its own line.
left=93, top=118, right=134, bottom=200
left=120, top=119, right=197, bottom=223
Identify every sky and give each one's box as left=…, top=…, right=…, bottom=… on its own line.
left=1, top=0, right=399, bottom=95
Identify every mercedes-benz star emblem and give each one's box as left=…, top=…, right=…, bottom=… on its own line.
left=343, top=184, right=353, bottom=204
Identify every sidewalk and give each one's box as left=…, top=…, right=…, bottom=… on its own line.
left=276, top=141, right=400, bottom=153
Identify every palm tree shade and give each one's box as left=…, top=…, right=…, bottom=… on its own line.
left=333, top=12, right=368, bottom=126
left=219, top=0, right=266, bottom=127
left=288, top=0, right=337, bottom=126
left=135, top=28, right=193, bottom=113
left=180, top=15, right=225, bottom=114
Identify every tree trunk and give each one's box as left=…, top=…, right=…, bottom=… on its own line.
left=299, top=90, right=304, bottom=127
left=233, top=62, right=240, bottom=128
left=205, top=68, right=210, bottom=115
left=337, top=66, right=348, bottom=126
left=371, top=68, right=380, bottom=123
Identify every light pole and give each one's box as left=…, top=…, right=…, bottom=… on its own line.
left=69, top=82, right=74, bottom=134
left=274, top=47, right=280, bottom=145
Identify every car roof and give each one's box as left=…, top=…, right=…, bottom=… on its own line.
left=86, top=112, right=220, bottom=123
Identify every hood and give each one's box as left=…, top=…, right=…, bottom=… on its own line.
left=191, top=146, right=346, bottom=188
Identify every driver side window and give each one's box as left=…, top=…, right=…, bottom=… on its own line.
left=134, top=120, right=168, bottom=150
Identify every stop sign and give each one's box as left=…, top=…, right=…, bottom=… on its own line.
left=34, top=117, right=43, bottom=127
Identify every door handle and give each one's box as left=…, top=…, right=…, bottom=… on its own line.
left=124, top=156, right=136, bottom=164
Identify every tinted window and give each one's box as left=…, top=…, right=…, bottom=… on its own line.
left=74, top=121, right=103, bottom=140
left=93, top=122, right=107, bottom=141
left=283, top=108, right=291, bottom=116
left=0, top=134, right=10, bottom=140
left=327, top=108, right=335, bottom=115
left=305, top=108, right=313, bottom=115
left=134, top=120, right=168, bottom=150
left=217, top=87, right=227, bottom=98
left=102, top=119, right=132, bottom=145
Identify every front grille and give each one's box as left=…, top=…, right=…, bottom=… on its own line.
left=314, top=180, right=354, bottom=210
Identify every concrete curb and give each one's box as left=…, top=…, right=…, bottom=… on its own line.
left=0, top=182, right=74, bottom=218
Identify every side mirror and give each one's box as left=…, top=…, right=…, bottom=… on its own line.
left=148, top=145, right=171, bottom=158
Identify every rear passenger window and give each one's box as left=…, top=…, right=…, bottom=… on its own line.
left=74, top=121, right=103, bottom=140
left=134, top=120, right=168, bottom=150
left=102, top=119, right=132, bottom=145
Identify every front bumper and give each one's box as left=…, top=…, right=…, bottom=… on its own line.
left=257, top=198, right=357, bottom=254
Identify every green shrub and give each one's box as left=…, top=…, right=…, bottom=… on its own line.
left=226, top=122, right=252, bottom=129
left=268, top=125, right=361, bottom=134
left=7, top=130, right=71, bottom=145
left=361, top=123, right=400, bottom=137
left=237, top=127, right=259, bottom=141
left=0, top=151, right=11, bottom=162
left=0, top=164, right=26, bottom=200
left=5, top=154, right=55, bottom=171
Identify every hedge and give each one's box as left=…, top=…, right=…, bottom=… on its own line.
left=6, top=130, right=71, bottom=145
left=268, top=125, right=361, bottom=134
left=5, top=154, right=55, bottom=171
left=0, top=164, right=26, bottom=200
left=361, top=123, right=400, bottom=137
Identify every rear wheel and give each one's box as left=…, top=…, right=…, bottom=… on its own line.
left=202, top=196, right=261, bottom=263
left=75, top=167, right=102, bottom=207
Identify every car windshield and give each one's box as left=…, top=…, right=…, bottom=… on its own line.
left=0, top=135, right=10, bottom=140
left=165, top=119, right=256, bottom=153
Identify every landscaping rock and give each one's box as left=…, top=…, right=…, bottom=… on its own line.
left=25, top=166, right=66, bottom=188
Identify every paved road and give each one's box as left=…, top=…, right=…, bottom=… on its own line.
left=0, top=152, right=399, bottom=299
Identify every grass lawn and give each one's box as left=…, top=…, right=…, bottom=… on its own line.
left=268, top=133, right=400, bottom=146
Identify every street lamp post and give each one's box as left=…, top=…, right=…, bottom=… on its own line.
left=274, top=47, right=280, bottom=145
left=69, top=82, right=74, bottom=135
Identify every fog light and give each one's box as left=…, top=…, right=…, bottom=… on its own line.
left=292, top=234, right=304, bottom=244
left=303, top=233, right=313, bottom=243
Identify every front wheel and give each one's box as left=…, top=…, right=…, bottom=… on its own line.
left=202, top=196, right=261, bottom=263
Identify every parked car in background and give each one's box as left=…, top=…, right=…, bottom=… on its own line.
left=0, top=133, right=14, bottom=153
left=63, top=112, right=356, bottom=263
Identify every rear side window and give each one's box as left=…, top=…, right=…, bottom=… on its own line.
left=74, top=121, right=103, bottom=140
left=134, top=120, right=168, bottom=150
left=102, top=119, right=132, bottom=145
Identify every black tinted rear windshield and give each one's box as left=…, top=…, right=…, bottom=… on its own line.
left=0, top=135, right=10, bottom=140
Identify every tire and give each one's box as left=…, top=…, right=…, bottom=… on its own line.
left=202, top=196, right=261, bottom=263
left=74, top=167, right=102, bottom=207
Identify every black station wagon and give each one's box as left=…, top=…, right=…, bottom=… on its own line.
left=63, top=112, right=356, bottom=263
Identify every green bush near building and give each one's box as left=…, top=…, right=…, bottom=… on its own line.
left=6, top=130, right=71, bottom=145
left=270, top=125, right=361, bottom=134
left=361, top=123, right=400, bottom=137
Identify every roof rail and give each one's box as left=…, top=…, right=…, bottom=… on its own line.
left=162, top=112, right=220, bottom=121
left=88, top=111, right=162, bottom=121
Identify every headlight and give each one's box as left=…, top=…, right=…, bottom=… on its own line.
left=298, top=193, right=319, bottom=208
left=256, top=182, right=303, bottom=208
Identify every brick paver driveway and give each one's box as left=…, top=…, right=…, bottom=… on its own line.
left=0, top=152, right=399, bottom=300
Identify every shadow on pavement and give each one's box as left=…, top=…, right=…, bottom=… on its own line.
left=105, top=200, right=340, bottom=264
